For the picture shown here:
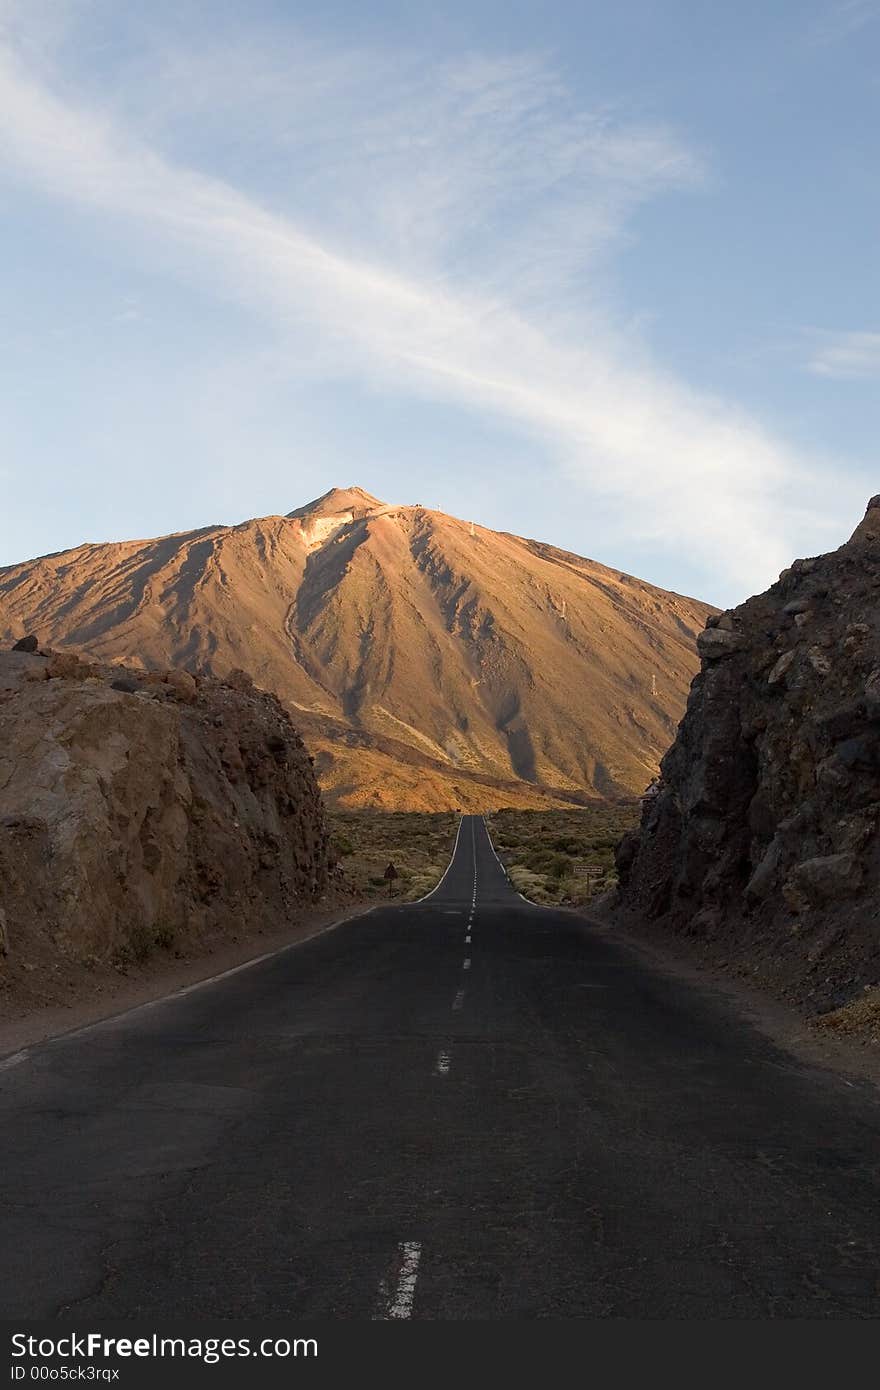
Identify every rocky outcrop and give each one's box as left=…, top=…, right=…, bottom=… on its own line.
left=0, top=646, right=332, bottom=1005
left=616, top=498, right=880, bottom=1013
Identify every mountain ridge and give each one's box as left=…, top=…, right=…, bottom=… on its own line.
left=0, top=488, right=716, bottom=809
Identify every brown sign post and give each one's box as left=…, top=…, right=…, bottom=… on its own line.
left=572, top=863, right=605, bottom=885
left=384, top=861, right=399, bottom=896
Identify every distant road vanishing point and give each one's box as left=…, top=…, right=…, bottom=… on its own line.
left=2, top=817, right=879, bottom=1318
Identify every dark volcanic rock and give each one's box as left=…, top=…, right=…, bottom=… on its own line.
left=11, top=635, right=38, bottom=653
left=616, top=498, right=880, bottom=1013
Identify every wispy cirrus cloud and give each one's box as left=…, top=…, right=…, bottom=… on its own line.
left=112, top=34, right=705, bottom=303
left=0, top=9, right=863, bottom=596
left=808, top=330, right=880, bottom=379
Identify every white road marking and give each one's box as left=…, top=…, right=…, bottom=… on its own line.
left=9, top=906, right=378, bottom=1054
left=465, top=934, right=471, bottom=944
left=452, top=988, right=465, bottom=1011
left=0, top=1049, right=28, bottom=1073
left=386, top=1241, right=422, bottom=1319
left=415, top=817, right=465, bottom=903
left=434, top=1050, right=451, bottom=1076
left=480, top=815, right=551, bottom=908
left=463, top=958, right=471, bottom=970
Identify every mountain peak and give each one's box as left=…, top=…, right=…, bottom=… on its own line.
left=0, top=490, right=714, bottom=809
left=287, top=486, right=385, bottom=520
left=847, top=493, right=880, bottom=548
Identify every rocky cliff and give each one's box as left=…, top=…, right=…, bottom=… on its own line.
left=0, top=644, right=332, bottom=1012
left=616, top=498, right=880, bottom=1015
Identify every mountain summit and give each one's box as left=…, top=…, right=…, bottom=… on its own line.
left=0, top=492, right=715, bottom=809
left=287, top=485, right=387, bottom=519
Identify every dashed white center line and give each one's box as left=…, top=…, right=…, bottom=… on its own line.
left=465, top=934, right=471, bottom=944
left=452, top=988, right=465, bottom=1011
left=384, top=1241, right=422, bottom=1319
left=462, top=958, right=471, bottom=970
left=434, top=1050, right=451, bottom=1076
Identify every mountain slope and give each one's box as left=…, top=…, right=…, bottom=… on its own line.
left=0, top=488, right=714, bottom=809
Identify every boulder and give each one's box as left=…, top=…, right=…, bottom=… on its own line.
left=696, top=627, right=745, bottom=661
left=807, top=647, right=832, bottom=676
left=783, top=853, right=862, bottom=911
left=45, top=651, right=90, bottom=680
left=164, top=670, right=198, bottom=705
left=744, top=838, right=784, bottom=902
left=767, top=650, right=796, bottom=686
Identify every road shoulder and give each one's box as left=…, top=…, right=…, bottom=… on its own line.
left=584, top=904, right=880, bottom=1091
left=0, top=896, right=381, bottom=1058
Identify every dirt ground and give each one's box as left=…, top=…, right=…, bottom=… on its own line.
left=598, top=904, right=880, bottom=1089
left=0, top=895, right=381, bottom=1057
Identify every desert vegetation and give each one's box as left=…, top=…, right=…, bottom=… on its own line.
left=485, top=805, right=640, bottom=905
left=327, top=810, right=459, bottom=901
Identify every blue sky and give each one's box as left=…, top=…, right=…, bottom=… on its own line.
left=0, top=0, right=877, bottom=605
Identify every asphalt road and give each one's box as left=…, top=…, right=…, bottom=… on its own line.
left=2, top=814, right=880, bottom=1319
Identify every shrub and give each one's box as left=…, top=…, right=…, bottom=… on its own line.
left=129, top=922, right=154, bottom=963
left=548, top=853, right=572, bottom=880
left=154, top=922, right=176, bottom=950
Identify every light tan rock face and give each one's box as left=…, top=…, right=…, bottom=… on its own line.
left=0, top=652, right=331, bottom=980
left=0, top=487, right=715, bottom=810
left=615, top=497, right=880, bottom=1014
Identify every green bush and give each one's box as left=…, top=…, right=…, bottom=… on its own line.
left=548, top=854, right=572, bottom=880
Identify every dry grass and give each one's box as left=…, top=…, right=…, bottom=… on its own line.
left=485, top=805, right=639, bottom=906
left=327, top=810, right=459, bottom=901
left=813, top=988, right=880, bottom=1045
